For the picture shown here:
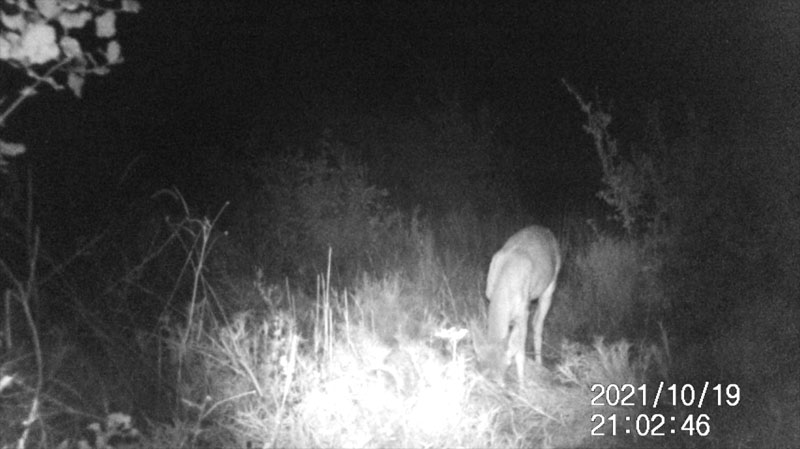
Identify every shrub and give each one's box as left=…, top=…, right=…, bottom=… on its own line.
left=235, top=134, right=404, bottom=283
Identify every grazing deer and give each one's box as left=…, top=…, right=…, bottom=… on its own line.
left=473, top=225, right=561, bottom=385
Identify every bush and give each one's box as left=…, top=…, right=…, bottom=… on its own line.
left=234, top=135, right=404, bottom=283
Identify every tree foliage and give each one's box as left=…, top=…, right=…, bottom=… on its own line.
left=0, top=0, right=141, bottom=168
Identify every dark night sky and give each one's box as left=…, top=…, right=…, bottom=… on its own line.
left=8, top=1, right=798, bottom=238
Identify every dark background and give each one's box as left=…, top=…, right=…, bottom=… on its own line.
left=3, top=0, right=797, bottom=247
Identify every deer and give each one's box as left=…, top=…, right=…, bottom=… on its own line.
left=473, top=225, right=561, bottom=387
